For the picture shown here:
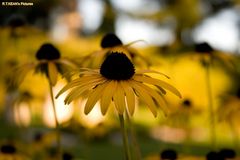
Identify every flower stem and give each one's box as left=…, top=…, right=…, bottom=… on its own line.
left=126, top=113, right=142, bottom=160
left=229, top=119, right=239, bottom=151
left=119, top=114, right=132, bottom=160
left=205, top=64, right=216, bottom=149
left=48, top=81, right=62, bottom=159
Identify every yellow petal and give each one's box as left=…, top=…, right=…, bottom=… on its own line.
left=64, top=81, right=98, bottom=104
left=135, top=81, right=169, bottom=116
left=124, top=40, right=146, bottom=47
left=58, top=58, right=78, bottom=68
left=56, top=75, right=104, bottom=98
left=121, top=81, right=135, bottom=116
left=133, top=75, right=182, bottom=98
left=100, top=81, right=117, bottom=115
left=84, top=82, right=107, bottom=114
left=135, top=70, right=170, bottom=79
left=130, top=81, right=158, bottom=117
left=14, top=63, right=35, bottom=85
left=64, top=78, right=105, bottom=104
left=48, top=62, right=58, bottom=86
left=113, top=81, right=126, bottom=115
left=92, top=50, right=108, bottom=68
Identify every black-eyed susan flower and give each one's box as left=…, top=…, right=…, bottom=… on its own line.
left=80, top=33, right=151, bottom=68
left=164, top=99, right=196, bottom=128
left=160, top=149, right=178, bottom=160
left=217, top=88, right=240, bottom=149
left=0, top=144, right=28, bottom=160
left=15, top=43, right=77, bottom=86
left=194, top=42, right=234, bottom=69
left=14, top=43, right=77, bottom=158
left=206, top=151, right=221, bottom=160
left=217, top=88, right=240, bottom=122
left=194, top=42, right=220, bottom=149
left=62, top=152, right=73, bottom=160
left=57, top=52, right=181, bottom=117
left=6, top=14, right=27, bottom=39
left=219, top=148, right=236, bottom=159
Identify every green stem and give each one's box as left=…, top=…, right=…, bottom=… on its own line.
left=205, top=64, right=216, bottom=149
left=48, top=81, right=62, bottom=159
left=229, top=119, right=239, bottom=151
left=126, top=113, right=142, bottom=160
left=119, top=114, right=132, bottom=160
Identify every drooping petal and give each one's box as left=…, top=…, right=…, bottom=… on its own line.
left=130, top=81, right=158, bottom=117
left=64, top=80, right=103, bottom=104
left=84, top=82, right=108, bottom=114
left=58, top=58, right=78, bottom=68
left=79, top=68, right=99, bottom=75
left=14, top=63, right=35, bottom=85
left=156, top=86, right=167, bottom=95
left=113, top=81, right=126, bottom=115
left=121, top=81, right=135, bottom=116
left=133, top=75, right=182, bottom=98
left=92, top=50, right=108, bottom=68
left=135, top=70, right=170, bottom=79
left=124, top=40, right=146, bottom=47
left=100, top=81, right=117, bottom=115
left=48, top=62, right=58, bottom=86
left=134, top=81, right=169, bottom=116
left=56, top=75, right=104, bottom=98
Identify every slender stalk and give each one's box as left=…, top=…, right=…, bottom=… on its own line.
left=205, top=63, right=216, bottom=149
left=126, top=113, right=142, bottom=160
left=48, top=81, right=62, bottom=159
left=119, top=114, right=132, bottom=160
left=229, top=119, right=239, bottom=151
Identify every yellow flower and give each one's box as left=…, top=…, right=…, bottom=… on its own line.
left=6, top=14, right=27, bottom=39
left=0, top=144, right=27, bottom=160
left=80, top=33, right=151, bottom=68
left=15, top=43, right=77, bottom=86
left=57, top=52, right=181, bottom=117
left=217, top=89, right=240, bottom=122
left=194, top=42, right=234, bottom=69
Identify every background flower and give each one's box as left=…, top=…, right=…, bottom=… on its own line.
left=15, top=43, right=77, bottom=86
left=79, top=33, right=151, bottom=68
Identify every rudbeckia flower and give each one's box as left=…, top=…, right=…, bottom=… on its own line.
left=217, top=88, right=240, bottom=122
left=6, top=14, right=27, bottom=39
left=15, top=43, right=77, bottom=86
left=160, top=149, right=178, bottom=160
left=194, top=42, right=234, bottom=69
left=0, top=144, right=27, bottom=160
left=57, top=52, right=181, bottom=117
left=206, top=151, right=221, bottom=160
left=164, top=99, right=197, bottom=127
left=80, top=33, right=151, bottom=68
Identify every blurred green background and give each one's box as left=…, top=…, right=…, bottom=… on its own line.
left=0, top=0, right=240, bottom=159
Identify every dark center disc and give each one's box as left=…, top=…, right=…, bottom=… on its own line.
left=160, top=149, right=177, bottom=160
left=100, top=52, right=135, bottom=80
left=0, top=144, right=16, bottom=154
left=101, top=33, right=123, bottom=48
left=36, top=43, right=61, bottom=60
left=195, top=42, right=214, bottom=54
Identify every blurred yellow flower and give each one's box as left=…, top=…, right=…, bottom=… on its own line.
left=57, top=52, right=181, bottom=117
left=0, top=144, right=28, bottom=160
left=80, top=33, right=151, bottom=68
left=217, top=89, right=240, bottom=122
left=15, top=43, right=77, bottom=86
left=194, top=42, right=234, bottom=69
left=6, top=14, right=27, bottom=39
